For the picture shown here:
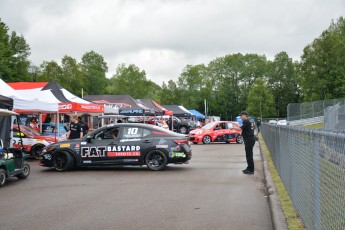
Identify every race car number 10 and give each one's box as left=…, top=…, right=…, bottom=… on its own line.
left=127, top=128, right=138, bottom=135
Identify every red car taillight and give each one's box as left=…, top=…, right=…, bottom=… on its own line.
left=173, top=140, right=188, bottom=144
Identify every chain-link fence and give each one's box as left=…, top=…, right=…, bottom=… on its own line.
left=324, top=104, right=345, bottom=130
left=261, top=124, right=345, bottom=230
left=287, top=98, right=345, bottom=121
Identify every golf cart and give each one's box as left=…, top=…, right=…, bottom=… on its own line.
left=0, top=109, right=30, bottom=187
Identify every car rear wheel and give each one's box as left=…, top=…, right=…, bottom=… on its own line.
left=53, top=151, right=74, bottom=172
left=179, top=126, right=188, bottom=134
left=17, top=163, right=30, bottom=179
left=145, top=150, right=168, bottom=171
left=202, top=135, right=211, bottom=144
left=236, top=135, right=244, bottom=144
left=0, top=169, right=6, bottom=187
left=31, top=144, right=45, bottom=160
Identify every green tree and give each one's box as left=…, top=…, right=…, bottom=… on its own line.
left=81, top=50, right=108, bottom=95
left=267, top=51, right=300, bottom=117
left=177, top=64, right=208, bottom=111
left=9, top=31, right=31, bottom=81
left=107, top=64, right=160, bottom=99
left=158, top=80, right=180, bottom=105
left=0, top=20, right=12, bottom=81
left=37, top=61, right=63, bottom=82
left=300, top=17, right=345, bottom=101
left=61, top=55, right=83, bottom=96
left=247, top=79, right=275, bottom=118
left=0, top=19, right=31, bottom=82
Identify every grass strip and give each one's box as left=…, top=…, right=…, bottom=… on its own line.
left=259, top=134, right=305, bottom=230
left=304, top=123, right=324, bottom=129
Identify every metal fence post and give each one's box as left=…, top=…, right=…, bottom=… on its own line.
left=312, top=131, right=321, bottom=230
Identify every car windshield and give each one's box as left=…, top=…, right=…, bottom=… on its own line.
left=201, top=122, right=216, bottom=130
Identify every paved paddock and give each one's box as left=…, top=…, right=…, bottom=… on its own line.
left=0, top=143, right=272, bottom=230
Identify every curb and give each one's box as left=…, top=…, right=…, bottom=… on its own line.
left=258, top=139, right=289, bottom=230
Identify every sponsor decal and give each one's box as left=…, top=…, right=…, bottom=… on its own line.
left=120, top=109, right=143, bottom=114
left=107, top=145, right=141, bottom=157
left=44, top=154, right=52, bottom=160
left=156, top=145, right=168, bottom=148
left=92, top=100, right=132, bottom=109
left=75, top=144, right=80, bottom=148
left=107, top=145, right=140, bottom=152
left=60, top=143, right=70, bottom=148
left=59, top=104, right=72, bottom=110
left=83, top=160, right=92, bottom=163
left=120, top=138, right=141, bottom=143
left=81, top=146, right=106, bottom=158
left=108, top=152, right=140, bottom=157
left=169, top=152, right=186, bottom=158
left=36, top=139, right=43, bottom=142
left=81, top=142, right=87, bottom=145
left=158, top=138, right=167, bottom=144
left=171, top=145, right=181, bottom=151
left=80, top=104, right=102, bottom=110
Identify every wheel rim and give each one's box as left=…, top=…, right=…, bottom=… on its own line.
left=203, top=136, right=211, bottom=144
left=0, top=173, right=5, bottom=185
left=237, top=136, right=243, bottom=143
left=180, top=127, right=187, bottom=134
left=147, top=151, right=164, bottom=168
left=33, top=146, right=43, bottom=159
left=54, top=153, right=67, bottom=170
left=23, top=165, right=30, bottom=176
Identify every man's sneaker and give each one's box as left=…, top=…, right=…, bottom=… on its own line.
left=242, top=169, right=254, bottom=174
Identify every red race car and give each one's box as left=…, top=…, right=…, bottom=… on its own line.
left=189, top=121, right=243, bottom=144
left=13, top=125, right=59, bottom=159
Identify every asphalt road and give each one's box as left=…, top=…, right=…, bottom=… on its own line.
left=0, top=142, right=273, bottom=230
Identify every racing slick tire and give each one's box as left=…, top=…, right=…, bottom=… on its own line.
left=236, top=135, right=244, bottom=144
left=17, top=163, right=30, bottom=179
left=178, top=126, right=188, bottom=134
left=202, top=135, right=212, bottom=144
left=53, top=150, right=75, bottom=172
left=31, top=144, right=45, bottom=160
left=145, top=150, right=168, bottom=171
left=0, top=169, right=6, bottom=187
left=193, top=142, right=198, bottom=144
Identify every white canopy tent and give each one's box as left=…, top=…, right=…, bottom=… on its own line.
left=0, top=79, right=58, bottom=113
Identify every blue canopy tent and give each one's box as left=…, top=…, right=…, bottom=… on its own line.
left=188, top=109, right=205, bottom=119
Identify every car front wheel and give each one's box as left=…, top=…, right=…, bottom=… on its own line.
left=236, top=135, right=244, bottom=144
left=145, top=150, right=168, bottom=171
left=31, top=144, right=45, bottom=160
left=179, top=126, right=188, bottom=134
left=53, top=151, right=75, bottom=172
left=0, top=169, right=6, bottom=187
left=202, top=136, right=211, bottom=144
left=17, top=163, right=30, bottom=179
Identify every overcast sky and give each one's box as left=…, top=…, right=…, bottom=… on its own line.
left=1, top=0, right=344, bottom=84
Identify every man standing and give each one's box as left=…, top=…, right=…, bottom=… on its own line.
left=78, top=116, right=89, bottom=136
left=256, top=117, right=262, bottom=133
left=67, top=115, right=83, bottom=139
left=232, top=111, right=255, bottom=174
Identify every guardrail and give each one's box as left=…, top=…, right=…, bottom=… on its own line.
left=288, top=116, right=324, bottom=126
left=261, top=124, right=345, bottom=230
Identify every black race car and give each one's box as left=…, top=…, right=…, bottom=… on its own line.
left=40, top=123, right=192, bottom=171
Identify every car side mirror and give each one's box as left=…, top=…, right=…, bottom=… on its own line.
left=86, top=136, right=92, bottom=143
